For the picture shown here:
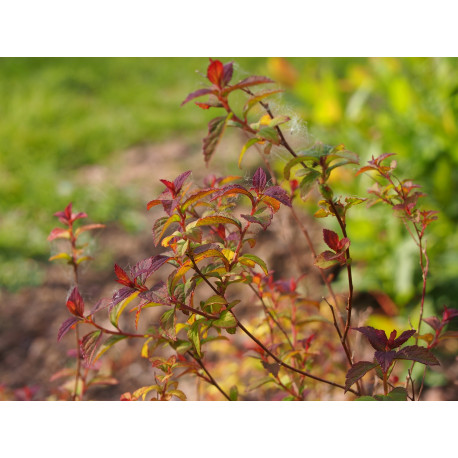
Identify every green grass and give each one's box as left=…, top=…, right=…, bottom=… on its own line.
left=1, top=57, right=457, bottom=309
left=0, top=58, right=268, bottom=289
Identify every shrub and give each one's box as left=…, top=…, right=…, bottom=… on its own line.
left=48, top=59, right=457, bottom=401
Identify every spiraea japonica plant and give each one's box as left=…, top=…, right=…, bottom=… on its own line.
left=49, top=59, right=457, bottom=401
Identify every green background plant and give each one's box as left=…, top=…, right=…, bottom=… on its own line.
left=1, top=57, right=456, bottom=332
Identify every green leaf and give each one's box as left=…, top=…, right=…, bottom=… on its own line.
left=212, top=310, right=237, bottom=328
left=168, top=389, right=187, bottom=401
left=192, top=248, right=230, bottom=271
left=182, top=189, right=218, bottom=211
left=299, top=169, right=321, bottom=197
left=229, top=385, right=238, bottom=401
left=188, top=322, right=201, bottom=356
left=283, top=153, right=323, bottom=180
left=203, top=294, right=227, bottom=313
left=268, top=115, right=290, bottom=128
left=172, top=339, right=193, bottom=354
left=314, top=251, right=341, bottom=270
left=109, top=290, right=140, bottom=327
left=238, top=137, right=261, bottom=168
left=48, top=252, right=72, bottom=262
left=94, top=334, right=128, bottom=363
left=355, top=396, right=377, bottom=401
left=242, top=89, right=284, bottom=117
left=257, top=126, right=280, bottom=144
left=238, top=254, right=268, bottom=275
left=160, top=308, right=177, bottom=341
left=385, top=387, right=408, bottom=401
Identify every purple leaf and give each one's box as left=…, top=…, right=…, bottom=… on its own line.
left=181, top=88, right=215, bottom=106
left=423, top=316, right=441, bottom=331
left=80, top=330, right=103, bottom=366
left=111, top=287, right=135, bottom=309
left=263, top=186, right=292, bottom=207
left=161, top=198, right=180, bottom=216
left=88, top=297, right=112, bottom=317
left=392, top=329, right=416, bottom=348
left=394, top=345, right=440, bottom=366
left=443, top=306, right=458, bottom=322
left=57, top=316, right=80, bottom=342
left=345, top=361, right=378, bottom=392
left=222, top=76, right=274, bottom=95
left=131, top=255, right=169, bottom=283
left=261, top=361, right=280, bottom=377
left=139, top=281, right=170, bottom=306
left=252, top=168, right=267, bottom=193
left=353, top=326, right=388, bottom=351
left=173, top=171, right=192, bottom=194
left=192, top=243, right=221, bottom=255
left=222, top=61, right=234, bottom=86
left=375, top=350, right=396, bottom=373
left=203, top=116, right=229, bottom=166
left=241, top=213, right=273, bottom=230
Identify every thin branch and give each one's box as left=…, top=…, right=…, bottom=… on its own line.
left=247, top=282, right=294, bottom=350
left=188, top=253, right=220, bottom=296
left=231, top=310, right=359, bottom=395
left=187, top=352, right=232, bottom=401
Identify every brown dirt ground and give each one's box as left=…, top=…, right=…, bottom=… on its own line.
left=1, top=138, right=456, bottom=401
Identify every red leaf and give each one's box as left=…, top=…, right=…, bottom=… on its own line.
left=66, top=287, right=85, bottom=316
left=146, top=199, right=161, bottom=210
left=353, top=326, right=388, bottom=351
left=207, top=59, right=224, bottom=87
left=443, top=306, right=458, bottom=322
left=57, top=316, right=80, bottom=342
left=195, top=102, right=211, bottom=109
left=181, top=88, right=215, bottom=106
left=160, top=179, right=175, bottom=195
left=323, top=229, right=340, bottom=252
left=114, top=264, right=133, bottom=287
left=74, top=224, right=105, bottom=238
left=173, top=170, right=192, bottom=194
left=47, top=227, right=70, bottom=241
left=54, top=202, right=72, bottom=225
left=337, top=237, right=350, bottom=252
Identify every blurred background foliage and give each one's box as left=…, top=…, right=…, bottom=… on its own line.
left=1, top=57, right=456, bottom=329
